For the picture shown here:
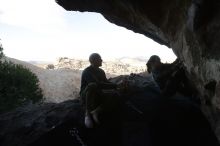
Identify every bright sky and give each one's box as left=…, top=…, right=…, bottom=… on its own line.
left=0, top=0, right=176, bottom=63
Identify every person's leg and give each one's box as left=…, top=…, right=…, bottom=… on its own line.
left=100, top=90, right=122, bottom=115
left=90, top=90, right=121, bottom=125
left=83, top=83, right=102, bottom=128
left=85, top=83, right=102, bottom=113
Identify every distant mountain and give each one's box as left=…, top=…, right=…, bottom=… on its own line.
left=28, top=61, right=55, bottom=68
left=28, top=60, right=54, bottom=65
left=40, top=57, right=148, bottom=76
left=117, top=57, right=147, bottom=67
left=119, top=56, right=148, bottom=62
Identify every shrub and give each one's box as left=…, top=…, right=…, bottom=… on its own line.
left=0, top=43, right=43, bottom=113
left=0, top=42, right=4, bottom=59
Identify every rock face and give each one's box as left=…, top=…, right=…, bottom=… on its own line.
left=0, top=100, right=83, bottom=146
left=0, top=75, right=219, bottom=146
left=56, top=0, right=220, bottom=134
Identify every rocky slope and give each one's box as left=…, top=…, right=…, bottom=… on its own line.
left=6, top=57, right=81, bottom=103
left=46, top=57, right=147, bottom=75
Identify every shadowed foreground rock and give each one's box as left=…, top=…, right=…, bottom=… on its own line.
left=0, top=75, right=219, bottom=146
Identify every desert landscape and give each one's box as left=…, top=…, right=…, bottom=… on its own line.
left=6, top=57, right=148, bottom=103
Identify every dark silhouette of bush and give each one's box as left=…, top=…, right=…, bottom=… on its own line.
left=0, top=42, right=3, bottom=59
left=0, top=61, right=44, bottom=113
left=0, top=43, right=43, bottom=113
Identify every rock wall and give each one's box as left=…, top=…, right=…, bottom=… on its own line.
left=56, top=0, right=220, bottom=134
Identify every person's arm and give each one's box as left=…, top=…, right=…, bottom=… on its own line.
left=158, top=59, right=184, bottom=80
left=98, top=70, right=117, bottom=89
left=80, top=69, right=96, bottom=94
left=83, top=69, right=97, bottom=83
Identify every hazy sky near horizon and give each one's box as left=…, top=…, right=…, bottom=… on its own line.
left=0, top=0, right=176, bottom=63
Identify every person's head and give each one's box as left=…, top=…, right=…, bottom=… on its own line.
left=146, top=55, right=161, bottom=73
left=89, top=53, right=102, bottom=67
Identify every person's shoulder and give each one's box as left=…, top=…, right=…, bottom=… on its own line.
left=163, top=63, right=172, bottom=66
left=160, top=63, right=172, bottom=69
left=98, top=67, right=105, bottom=73
left=82, top=66, right=92, bottom=74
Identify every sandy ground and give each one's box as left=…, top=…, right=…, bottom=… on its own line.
left=7, top=57, right=81, bottom=103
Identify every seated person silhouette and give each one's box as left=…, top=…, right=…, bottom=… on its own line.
left=147, top=55, right=198, bottom=100
left=80, top=53, right=124, bottom=128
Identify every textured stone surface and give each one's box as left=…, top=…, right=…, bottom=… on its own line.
left=0, top=75, right=219, bottom=146
left=56, top=0, right=220, bottom=136
left=0, top=100, right=83, bottom=146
